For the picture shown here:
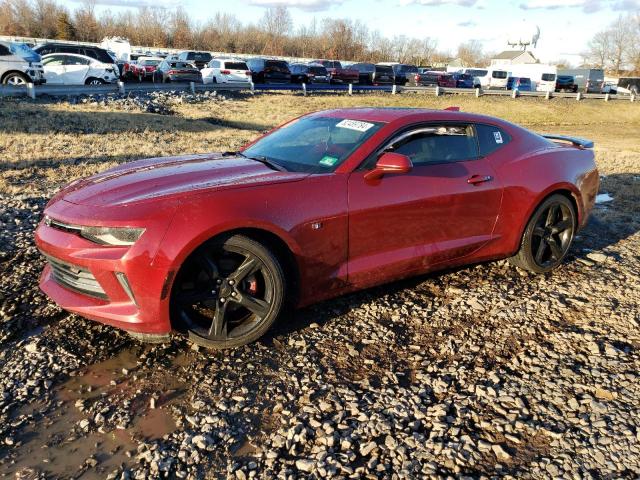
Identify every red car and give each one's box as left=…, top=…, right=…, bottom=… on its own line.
left=35, top=108, right=599, bottom=349
left=129, top=57, right=162, bottom=82
left=312, top=60, right=359, bottom=84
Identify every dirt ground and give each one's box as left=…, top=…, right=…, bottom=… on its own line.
left=0, top=91, right=639, bottom=479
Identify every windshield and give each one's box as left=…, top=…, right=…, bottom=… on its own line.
left=541, top=73, right=556, bottom=81
left=140, top=59, right=160, bottom=66
left=9, top=42, right=39, bottom=60
left=242, top=116, right=384, bottom=173
left=492, top=70, right=508, bottom=79
left=466, top=69, right=488, bottom=77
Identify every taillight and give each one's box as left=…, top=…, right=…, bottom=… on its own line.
left=245, top=71, right=251, bottom=76
left=415, top=74, right=419, bottom=81
left=168, top=70, right=177, bottom=75
left=221, top=69, right=231, bottom=75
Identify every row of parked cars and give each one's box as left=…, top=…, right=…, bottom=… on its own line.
left=2, top=40, right=638, bottom=97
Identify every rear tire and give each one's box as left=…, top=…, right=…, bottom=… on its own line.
left=85, top=78, right=105, bottom=86
left=172, top=235, right=286, bottom=349
left=509, top=194, right=576, bottom=273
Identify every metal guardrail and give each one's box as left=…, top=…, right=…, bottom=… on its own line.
left=0, top=81, right=636, bottom=103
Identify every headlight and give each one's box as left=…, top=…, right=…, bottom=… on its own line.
left=80, top=226, right=145, bottom=246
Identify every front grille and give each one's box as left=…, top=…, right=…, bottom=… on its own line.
left=44, top=254, right=107, bottom=300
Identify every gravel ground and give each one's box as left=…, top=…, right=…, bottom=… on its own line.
left=0, top=94, right=639, bottom=479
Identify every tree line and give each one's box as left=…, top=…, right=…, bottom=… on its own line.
left=584, top=14, right=640, bottom=74
left=0, top=0, right=493, bottom=66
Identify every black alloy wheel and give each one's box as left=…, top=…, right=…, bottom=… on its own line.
left=509, top=194, right=576, bottom=273
left=172, top=235, right=285, bottom=349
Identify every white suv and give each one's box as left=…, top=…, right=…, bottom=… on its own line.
left=201, top=58, right=252, bottom=85
left=0, top=41, right=45, bottom=85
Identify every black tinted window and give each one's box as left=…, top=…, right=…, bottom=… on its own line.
left=375, top=65, right=393, bottom=74
left=392, top=125, right=477, bottom=166
left=476, top=124, right=511, bottom=156
left=309, top=66, right=327, bottom=75
left=226, top=61, right=247, bottom=70
left=266, top=60, right=288, bottom=69
left=0, top=44, right=9, bottom=56
left=492, top=70, right=507, bottom=79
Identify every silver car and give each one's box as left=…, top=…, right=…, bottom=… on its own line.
left=0, top=41, right=45, bottom=85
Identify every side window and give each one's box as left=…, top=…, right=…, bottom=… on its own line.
left=65, top=56, right=90, bottom=66
left=391, top=125, right=478, bottom=166
left=476, top=124, right=511, bottom=156
left=0, top=44, right=10, bottom=56
left=43, top=55, right=65, bottom=66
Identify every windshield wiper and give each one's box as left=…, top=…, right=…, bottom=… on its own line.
left=233, top=151, right=287, bottom=172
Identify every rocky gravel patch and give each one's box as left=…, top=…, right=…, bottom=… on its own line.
left=48, top=89, right=235, bottom=115
left=0, top=103, right=639, bottom=477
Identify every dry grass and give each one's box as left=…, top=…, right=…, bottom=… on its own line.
left=1, top=92, right=639, bottom=195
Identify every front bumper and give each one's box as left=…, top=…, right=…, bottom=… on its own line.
left=35, top=202, right=176, bottom=335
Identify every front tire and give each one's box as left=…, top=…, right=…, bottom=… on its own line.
left=509, top=194, right=576, bottom=273
left=2, top=72, right=30, bottom=86
left=172, top=235, right=286, bottom=349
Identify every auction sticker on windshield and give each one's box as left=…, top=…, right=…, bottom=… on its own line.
left=319, top=155, right=339, bottom=167
left=336, top=119, right=375, bottom=132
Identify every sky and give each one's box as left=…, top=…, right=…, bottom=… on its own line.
left=60, top=0, right=639, bottom=64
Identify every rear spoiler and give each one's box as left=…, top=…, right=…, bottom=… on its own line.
left=542, top=134, right=594, bottom=149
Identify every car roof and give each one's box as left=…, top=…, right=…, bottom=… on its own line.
left=311, top=107, right=513, bottom=127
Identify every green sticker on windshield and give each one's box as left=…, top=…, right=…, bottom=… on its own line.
left=319, top=155, right=339, bottom=167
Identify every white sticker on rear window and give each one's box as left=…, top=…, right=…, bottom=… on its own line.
left=336, top=119, right=375, bottom=132
left=493, top=131, right=503, bottom=144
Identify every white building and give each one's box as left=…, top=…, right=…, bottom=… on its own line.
left=491, top=50, right=538, bottom=67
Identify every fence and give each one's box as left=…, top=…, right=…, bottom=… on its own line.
left=0, top=81, right=637, bottom=102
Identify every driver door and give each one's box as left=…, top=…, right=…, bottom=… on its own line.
left=347, top=123, right=502, bottom=288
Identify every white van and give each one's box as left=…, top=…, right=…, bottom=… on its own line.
left=0, top=41, right=45, bottom=85
left=464, top=68, right=508, bottom=89
left=508, top=64, right=557, bottom=92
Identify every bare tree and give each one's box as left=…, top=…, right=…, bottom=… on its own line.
left=260, top=6, right=292, bottom=55
left=456, top=40, right=484, bottom=67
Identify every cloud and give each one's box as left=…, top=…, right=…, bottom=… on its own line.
left=70, top=0, right=182, bottom=7
left=457, top=20, right=477, bottom=27
left=247, top=0, right=344, bottom=11
left=399, top=0, right=478, bottom=6
left=519, top=0, right=639, bottom=13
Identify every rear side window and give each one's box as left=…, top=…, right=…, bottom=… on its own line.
left=476, top=124, right=511, bottom=156
left=0, top=44, right=10, bottom=56
left=391, top=125, right=478, bottom=166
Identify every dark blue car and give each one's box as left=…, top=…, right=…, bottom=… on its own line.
left=451, top=72, right=474, bottom=88
left=507, top=76, right=532, bottom=91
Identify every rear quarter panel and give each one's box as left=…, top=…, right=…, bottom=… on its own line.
left=487, top=140, right=598, bottom=256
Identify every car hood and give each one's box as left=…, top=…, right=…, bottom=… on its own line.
left=58, top=153, right=309, bottom=207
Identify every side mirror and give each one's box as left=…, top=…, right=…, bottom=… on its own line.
left=364, top=152, right=413, bottom=181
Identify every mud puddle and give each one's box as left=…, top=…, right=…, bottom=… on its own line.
left=2, top=345, right=193, bottom=478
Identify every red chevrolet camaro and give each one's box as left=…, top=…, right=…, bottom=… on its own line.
left=35, top=108, right=599, bottom=349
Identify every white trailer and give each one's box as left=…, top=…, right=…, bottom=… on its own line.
left=506, top=64, right=557, bottom=92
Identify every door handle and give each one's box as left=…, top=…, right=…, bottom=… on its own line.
left=467, top=175, right=493, bottom=185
